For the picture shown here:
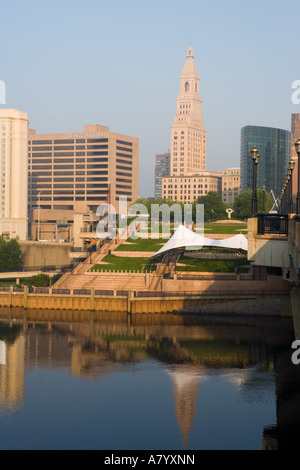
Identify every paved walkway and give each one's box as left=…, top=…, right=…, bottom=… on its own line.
left=0, top=271, right=58, bottom=279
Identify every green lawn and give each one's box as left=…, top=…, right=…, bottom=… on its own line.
left=114, top=237, right=166, bottom=252
left=90, top=253, right=250, bottom=274
left=175, top=256, right=250, bottom=273
left=204, top=224, right=247, bottom=234
left=90, top=254, right=150, bottom=272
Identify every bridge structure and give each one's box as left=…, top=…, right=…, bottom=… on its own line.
left=247, top=139, right=300, bottom=336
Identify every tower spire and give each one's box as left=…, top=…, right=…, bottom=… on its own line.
left=169, top=46, right=207, bottom=175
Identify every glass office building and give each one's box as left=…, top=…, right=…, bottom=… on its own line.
left=240, top=125, right=291, bottom=197
left=155, top=152, right=170, bottom=198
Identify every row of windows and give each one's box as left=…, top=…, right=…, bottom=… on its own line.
left=116, top=190, right=132, bottom=196
left=30, top=178, right=111, bottom=188
left=34, top=190, right=133, bottom=199
left=116, top=140, right=132, bottom=147
left=32, top=189, right=117, bottom=197
left=116, top=146, right=132, bottom=153
left=116, top=158, right=132, bottom=166
left=163, top=190, right=209, bottom=195
left=163, top=177, right=217, bottom=183
left=164, top=184, right=209, bottom=189
left=31, top=146, right=52, bottom=151
left=32, top=152, right=52, bottom=157
left=116, top=152, right=132, bottom=159
left=87, top=145, right=108, bottom=149
left=52, top=146, right=75, bottom=150
left=116, top=196, right=132, bottom=202
left=116, top=184, right=131, bottom=189
left=31, top=159, right=52, bottom=164
left=116, top=178, right=132, bottom=183
left=32, top=143, right=109, bottom=149
left=31, top=167, right=110, bottom=174
left=87, top=151, right=108, bottom=156
left=116, top=165, right=132, bottom=171
left=30, top=140, right=52, bottom=145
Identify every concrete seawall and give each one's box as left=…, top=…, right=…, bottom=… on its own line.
left=0, top=288, right=292, bottom=316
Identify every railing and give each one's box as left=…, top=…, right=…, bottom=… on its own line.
left=0, top=264, right=73, bottom=273
left=257, top=213, right=289, bottom=236
left=0, top=286, right=291, bottom=298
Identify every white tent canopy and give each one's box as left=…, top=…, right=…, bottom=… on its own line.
left=150, top=224, right=248, bottom=259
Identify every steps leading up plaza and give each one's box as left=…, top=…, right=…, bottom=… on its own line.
left=53, top=237, right=153, bottom=292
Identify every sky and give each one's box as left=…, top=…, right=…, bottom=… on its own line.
left=1, top=0, right=299, bottom=197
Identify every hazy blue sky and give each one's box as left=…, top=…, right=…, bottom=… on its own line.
left=1, top=0, right=299, bottom=196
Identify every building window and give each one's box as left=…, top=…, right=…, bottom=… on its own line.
left=185, top=82, right=189, bottom=92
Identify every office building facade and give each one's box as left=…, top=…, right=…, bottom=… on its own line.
left=0, top=109, right=29, bottom=240
left=162, top=171, right=222, bottom=203
left=240, top=125, right=291, bottom=198
left=28, top=124, right=138, bottom=240
left=222, top=168, right=241, bottom=205
left=154, top=152, right=170, bottom=198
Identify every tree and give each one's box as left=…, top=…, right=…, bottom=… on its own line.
left=0, top=237, right=23, bottom=272
left=131, top=198, right=184, bottom=222
left=233, top=189, right=273, bottom=220
left=30, top=273, right=50, bottom=287
left=193, top=192, right=227, bottom=222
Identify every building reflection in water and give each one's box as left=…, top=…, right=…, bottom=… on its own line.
left=0, top=323, right=24, bottom=412
left=0, top=308, right=298, bottom=449
left=167, top=366, right=203, bottom=448
left=0, top=340, right=5, bottom=365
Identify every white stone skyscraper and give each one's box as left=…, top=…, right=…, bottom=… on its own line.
left=0, top=109, right=29, bottom=240
left=170, top=45, right=207, bottom=176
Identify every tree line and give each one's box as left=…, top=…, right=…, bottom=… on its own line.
left=135, top=189, right=272, bottom=223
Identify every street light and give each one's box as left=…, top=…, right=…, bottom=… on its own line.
left=289, top=159, right=295, bottom=213
left=285, top=175, right=290, bottom=214
left=251, top=147, right=260, bottom=216
left=295, top=139, right=300, bottom=214
left=262, top=185, right=266, bottom=212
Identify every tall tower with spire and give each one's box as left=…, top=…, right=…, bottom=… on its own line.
left=170, top=46, right=206, bottom=176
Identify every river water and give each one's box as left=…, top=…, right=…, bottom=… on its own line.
left=0, top=309, right=299, bottom=450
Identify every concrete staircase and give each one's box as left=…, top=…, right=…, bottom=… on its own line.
left=53, top=236, right=154, bottom=292
left=58, top=272, right=150, bottom=291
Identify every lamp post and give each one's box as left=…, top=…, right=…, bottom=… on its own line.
left=295, top=139, right=300, bottom=214
left=251, top=147, right=260, bottom=216
left=280, top=189, right=284, bottom=213
left=262, top=185, right=266, bottom=212
left=283, top=177, right=289, bottom=213
left=289, top=159, right=295, bottom=213
left=286, top=174, right=290, bottom=214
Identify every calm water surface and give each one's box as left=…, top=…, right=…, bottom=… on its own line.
left=0, top=309, right=299, bottom=450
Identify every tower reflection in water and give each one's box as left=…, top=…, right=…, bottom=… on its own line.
left=0, top=309, right=298, bottom=449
